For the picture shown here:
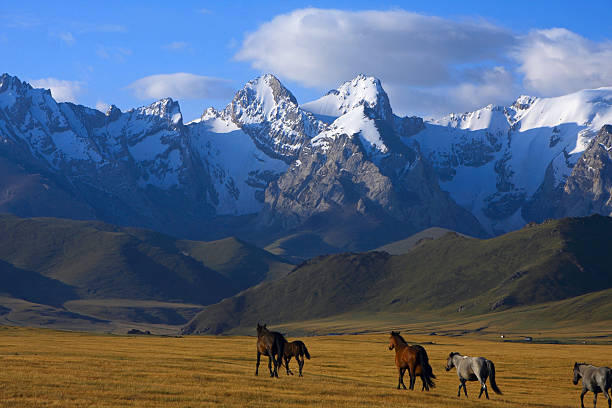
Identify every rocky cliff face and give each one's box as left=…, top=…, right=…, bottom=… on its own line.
left=222, top=74, right=325, bottom=162
left=558, top=125, right=612, bottom=216
left=260, top=77, right=485, bottom=249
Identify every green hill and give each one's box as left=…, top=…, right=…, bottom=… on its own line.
left=374, top=227, right=469, bottom=255
left=0, top=214, right=292, bottom=331
left=182, top=215, right=612, bottom=334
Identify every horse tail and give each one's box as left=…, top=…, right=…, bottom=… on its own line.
left=416, top=346, right=436, bottom=388
left=487, top=360, right=502, bottom=395
left=301, top=342, right=311, bottom=360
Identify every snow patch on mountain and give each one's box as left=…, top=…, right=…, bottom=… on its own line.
left=189, top=115, right=287, bottom=214
left=312, top=105, right=388, bottom=154
left=412, top=86, right=612, bottom=234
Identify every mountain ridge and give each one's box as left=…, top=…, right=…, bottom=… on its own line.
left=2, top=72, right=612, bottom=259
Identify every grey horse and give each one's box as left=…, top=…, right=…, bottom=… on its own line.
left=445, top=352, right=502, bottom=399
left=573, top=362, right=612, bottom=408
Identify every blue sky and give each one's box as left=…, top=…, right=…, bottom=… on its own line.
left=2, top=0, right=611, bottom=120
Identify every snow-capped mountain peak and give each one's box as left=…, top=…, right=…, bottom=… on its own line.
left=223, top=74, right=325, bottom=162
left=302, top=74, right=393, bottom=121
left=134, top=98, right=183, bottom=126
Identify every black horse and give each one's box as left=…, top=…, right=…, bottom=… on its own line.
left=283, top=340, right=311, bottom=377
left=255, top=323, right=287, bottom=378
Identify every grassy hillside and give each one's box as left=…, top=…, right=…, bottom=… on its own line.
left=177, top=237, right=292, bottom=290
left=183, top=215, right=612, bottom=334
left=0, top=214, right=292, bottom=331
left=374, top=227, right=469, bottom=255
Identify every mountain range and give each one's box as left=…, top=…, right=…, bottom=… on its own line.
left=1, top=72, right=612, bottom=257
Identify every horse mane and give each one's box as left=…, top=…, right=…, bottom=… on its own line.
left=575, top=362, right=590, bottom=367
left=390, top=331, right=408, bottom=345
left=449, top=352, right=461, bottom=357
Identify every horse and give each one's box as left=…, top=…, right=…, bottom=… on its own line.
left=255, top=323, right=287, bottom=378
left=573, top=362, right=612, bottom=408
left=445, top=352, right=502, bottom=399
left=283, top=340, right=311, bottom=377
left=388, top=331, right=436, bottom=391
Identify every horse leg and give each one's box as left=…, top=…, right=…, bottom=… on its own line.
left=457, top=382, right=462, bottom=397
left=463, top=380, right=468, bottom=397
left=397, top=368, right=404, bottom=389
left=420, top=371, right=428, bottom=391
left=594, top=391, right=598, bottom=408
left=268, top=352, right=276, bottom=377
left=409, top=368, right=416, bottom=391
left=255, top=351, right=261, bottom=376
left=285, top=356, right=293, bottom=375
left=604, top=387, right=611, bottom=408
left=298, top=356, right=304, bottom=377
left=581, top=389, right=587, bottom=408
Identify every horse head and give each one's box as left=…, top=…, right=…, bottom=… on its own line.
left=389, top=331, right=399, bottom=350
left=573, top=362, right=583, bottom=385
left=446, top=352, right=459, bottom=371
left=256, top=323, right=267, bottom=336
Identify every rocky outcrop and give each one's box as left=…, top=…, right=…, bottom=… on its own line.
left=558, top=125, right=612, bottom=216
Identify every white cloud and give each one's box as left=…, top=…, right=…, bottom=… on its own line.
left=163, top=41, right=189, bottom=52
left=236, top=8, right=612, bottom=116
left=236, top=8, right=514, bottom=89
left=385, top=67, right=519, bottom=117
left=514, top=28, right=612, bottom=96
left=95, top=101, right=110, bottom=112
left=29, top=78, right=84, bottom=103
left=55, top=31, right=75, bottom=46
left=127, top=73, right=234, bottom=101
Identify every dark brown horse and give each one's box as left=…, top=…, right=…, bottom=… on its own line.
left=283, top=340, right=311, bottom=377
left=255, top=323, right=287, bottom=378
left=388, top=331, right=436, bottom=391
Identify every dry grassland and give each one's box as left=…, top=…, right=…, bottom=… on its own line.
left=0, top=326, right=608, bottom=407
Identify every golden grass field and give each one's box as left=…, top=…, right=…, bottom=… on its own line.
left=0, top=326, right=609, bottom=407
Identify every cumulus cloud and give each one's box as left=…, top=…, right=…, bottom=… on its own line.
left=127, top=73, right=234, bottom=101
left=514, top=28, right=612, bottom=96
left=236, top=8, right=515, bottom=88
left=236, top=8, right=612, bottom=116
left=385, top=67, right=519, bottom=117
left=29, top=78, right=84, bottom=103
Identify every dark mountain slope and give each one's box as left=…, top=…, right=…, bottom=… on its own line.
left=182, top=215, right=612, bottom=334
left=0, top=214, right=292, bottom=330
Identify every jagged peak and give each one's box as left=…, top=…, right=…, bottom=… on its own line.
left=0, top=73, right=33, bottom=94
left=302, top=74, right=393, bottom=120
left=512, top=94, right=538, bottom=110
left=233, top=73, right=298, bottom=107
left=133, top=98, right=183, bottom=125
left=105, top=104, right=122, bottom=121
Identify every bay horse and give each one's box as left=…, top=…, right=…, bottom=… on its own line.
left=388, top=331, right=436, bottom=391
left=283, top=340, right=311, bottom=377
left=445, top=352, right=502, bottom=399
left=255, top=323, right=287, bottom=378
left=573, top=362, right=612, bottom=408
